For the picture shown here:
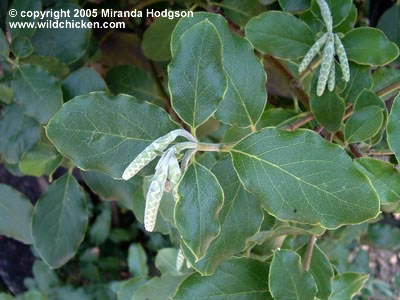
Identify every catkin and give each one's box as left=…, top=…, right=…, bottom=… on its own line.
left=167, top=154, right=182, bottom=201
left=334, top=34, right=350, bottom=82
left=122, top=129, right=196, bottom=180
left=317, top=33, right=335, bottom=96
left=298, top=33, right=328, bottom=73
left=328, top=61, right=336, bottom=92
left=176, top=249, right=185, bottom=271
left=144, top=148, right=176, bottom=232
left=316, top=0, right=333, bottom=33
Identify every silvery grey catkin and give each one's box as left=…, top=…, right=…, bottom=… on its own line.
left=316, top=0, right=332, bottom=33
left=122, top=129, right=196, bottom=180
left=317, top=33, right=335, bottom=96
left=328, top=61, right=336, bottom=92
left=176, top=249, right=185, bottom=271
left=144, top=148, right=176, bottom=232
left=334, top=34, right=350, bottom=82
left=298, top=33, right=329, bottom=73
left=167, top=154, right=182, bottom=201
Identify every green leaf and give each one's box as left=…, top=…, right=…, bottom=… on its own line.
left=310, top=74, right=345, bottom=132
left=10, top=37, right=33, bottom=58
left=279, top=0, right=311, bottom=13
left=373, top=67, right=400, bottom=101
left=133, top=274, right=187, bottom=300
left=12, top=64, right=63, bottom=124
left=168, top=20, right=227, bottom=129
left=335, top=4, right=357, bottom=34
left=329, top=272, right=369, bottom=300
left=155, top=248, right=183, bottom=276
left=142, top=16, right=180, bottom=61
left=257, top=108, right=297, bottom=129
left=342, top=28, right=399, bottom=66
left=219, top=0, right=265, bottom=27
left=297, top=244, right=334, bottom=299
left=32, top=172, right=88, bottom=268
left=175, top=161, right=224, bottom=260
left=183, top=157, right=263, bottom=275
left=269, top=249, right=317, bottom=300
left=387, top=93, right=400, bottom=162
left=117, top=277, right=148, bottom=300
left=344, top=106, right=384, bottom=143
left=128, top=243, right=149, bottom=277
left=245, top=11, right=315, bottom=59
left=6, top=0, right=41, bottom=39
left=105, top=65, right=163, bottom=105
left=81, top=170, right=141, bottom=211
left=32, top=260, right=60, bottom=293
left=0, top=83, right=13, bottom=104
left=89, top=204, right=111, bottom=245
left=31, top=4, right=91, bottom=65
left=20, top=55, right=70, bottom=79
left=231, top=128, right=380, bottom=229
left=340, top=62, right=373, bottom=103
left=171, top=12, right=267, bottom=128
left=0, top=29, right=9, bottom=58
left=0, top=103, right=40, bottom=164
left=377, top=4, right=400, bottom=63
left=311, top=0, right=352, bottom=28
left=354, top=89, right=387, bottom=145
left=46, top=92, right=178, bottom=179
left=19, top=143, right=62, bottom=177
left=173, top=257, right=272, bottom=299
left=62, top=67, right=107, bottom=101
left=0, top=184, right=33, bottom=244
left=355, top=158, right=400, bottom=210
left=0, top=293, right=14, bottom=300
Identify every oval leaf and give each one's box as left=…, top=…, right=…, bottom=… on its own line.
left=231, top=128, right=380, bottom=229
left=387, top=93, right=400, bottom=162
left=168, top=20, right=227, bottom=129
left=344, top=106, right=384, bottom=143
left=12, top=64, right=63, bottom=124
left=0, top=184, right=33, bottom=244
left=175, top=161, right=224, bottom=260
left=171, top=12, right=267, bottom=128
left=46, top=92, right=178, bottom=179
left=329, top=272, right=369, bottom=300
left=269, top=249, right=317, bottom=300
left=32, top=172, right=88, bottom=268
left=173, top=257, right=272, bottom=299
left=19, top=143, right=62, bottom=177
left=342, top=28, right=399, bottom=66
left=245, top=11, right=315, bottom=59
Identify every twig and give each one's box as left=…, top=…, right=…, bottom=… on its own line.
left=280, top=112, right=314, bottom=131
left=367, top=150, right=395, bottom=156
left=303, top=235, right=317, bottom=271
left=377, top=80, right=400, bottom=98
left=297, top=56, right=323, bottom=82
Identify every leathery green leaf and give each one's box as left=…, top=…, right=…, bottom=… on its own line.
left=245, top=11, right=315, bottom=59
left=19, top=143, right=62, bottom=177
left=378, top=3, right=400, bottom=63
left=173, top=257, right=272, bottom=299
left=117, top=277, right=148, bottom=300
left=32, top=172, right=88, bottom=268
left=46, top=92, right=178, bottom=179
left=355, top=158, right=400, bottom=210
left=12, top=64, right=63, bottom=124
left=180, top=157, right=263, bottom=275
left=175, top=161, right=224, bottom=260
left=298, top=244, right=334, bottom=299
left=387, top=93, right=400, bottom=162
left=342, top=28, right=399, bottom=66
left=231, top=128, right=380, bottom=229
left=0, top=184, right=33, bottom=244
left=340, top=62, right=373, bottom=103
left=310, top=73, right=345, bottom=132
left=171, top=12, right=267, bottom=128
left=344, top=106, right=384, bottom=143
left=220, top=0, right=265, bottom=27
left=329, top=272, right=369, bottom=300
left=168, top=20, right=227, bottom=129
left=133, top=274, right=188, bottom=300
left=0, top=103, right=40, bottom=164
left=128, top=243, right=149, bottom=277
left=269, top=249, right=317, bottom=300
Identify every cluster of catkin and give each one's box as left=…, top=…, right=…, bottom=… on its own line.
left=298, top=0, right=350, bottom=96
left=122, top=129, right=197, bottom=232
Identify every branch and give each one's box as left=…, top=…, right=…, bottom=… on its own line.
left=280, top=112, right=314, bottom=131
left=377, top=80, right=400, bottom=98
left=303, top=235, right=317, bottom=271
